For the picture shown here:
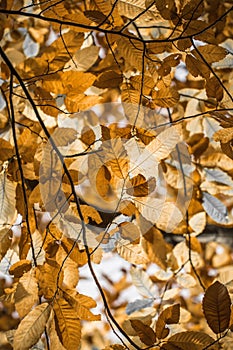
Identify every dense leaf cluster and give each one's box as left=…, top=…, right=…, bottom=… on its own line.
left=0, top=0, right=233, bottom=349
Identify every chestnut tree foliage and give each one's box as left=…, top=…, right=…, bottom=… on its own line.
left=1, top=0, right=233, bottom=349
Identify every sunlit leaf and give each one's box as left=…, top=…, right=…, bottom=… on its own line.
left=13, top=303, right=51, bottom=350
left=0, top=174, right=17, bottom=228
left=53, top=298, right=81, bottom=350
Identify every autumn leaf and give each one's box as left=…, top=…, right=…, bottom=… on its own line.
left=203, top=281, right=231, bottom=334
left=165, top=331, right=216, bottom=350
left=156, top=304, right=180, bottom=339
left=126, top=174, right=156, bottom=197
left=53, top=298, right=82, bottom=350
left=130, top=319, right=156, bottom=346
left=192, top=45, right=227, bottom=64
left=152, top=85, right=179, bottom=107
left=13, top=303, right=51, bottom=350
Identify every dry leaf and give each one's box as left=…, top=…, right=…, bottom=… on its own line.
left=13, top=303, right=51, bottom=350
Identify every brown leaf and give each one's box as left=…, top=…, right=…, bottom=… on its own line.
left=130, top=319, right=156, bottom=346
left=9, top=259, right=31, bottom=278
left=94, top=70, right=123, bottom=89
left=155, top=0, right=177, bottom=20
left=152, top=84, right=179, bottom=107
left=192, top=45, right=227, bottom=64
left=0, top=138, right=14, bottom=161
left=206, top=77, right=223, bottom=101
left=203, top=281, right=231, bottom=334
left=166, top=331, right=216, bottom=350
left=96, top=165, right=112, bottom=198
left=185, top=54, right=210, bottom=79
left=80, top=126, right=96, bottom=146
left=126, top=174, right=156, bottom=197
left=156, top=304, right=180, bottom=339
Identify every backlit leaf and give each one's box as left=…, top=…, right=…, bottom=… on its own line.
left=152, top=85, right=179, bottom=107
left=0, top=174, right=16, bottom=228
left=167, top=331, right=216, bottom=350
left=126, top=174, right=156, bottom=197
left=13, top=303, right=51, bottom=350
left=202, top=192, right=228, bottom=224
left=156, top=304, right=180, bottom=339
left=203, top=281, right=231, bottom=334
left=53, top=298, right=81, bottom=350
left=192, top=45, right=227, bottom=64
left=94, top=71, right=123, bottom=89
left=0, top=228, right=13, bottom=261
left=130, top=266, right=156, bottom=298
left=130, top=319, right=156, bottom=346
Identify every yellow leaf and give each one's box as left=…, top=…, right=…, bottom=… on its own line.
left=146, top=124, right=182, bottom=161
left=15, top=271, right=39, bottom=318
left=63, top=289, right=101, bottom=321
left=52, top=128, right=77, bottom=147
left=80, top=126, right=96, bottom=146
left=130, top=75, right=156, bottom=95
left=65, top=93, right=102, bottom=112
left=137, top=199, right=183, bottom=233
left=121, top=83, right=144, bottom=125
left=36, top=260, right=63, bottom=299
left=53, top=298, right=81, bottom=350
left=80, top=205, right=103, bottom=224
left=119, top=222, right=140, bottom=241
left=177, top=273, right=196, bottom=288
left=213, top=127, right=233, bottom=143
left=27, top=230, right=45, bottom=266
left=116, top=37, right=145, bottom=71
left=96, top=165, right=112, bottom=199
left=103, top=138, right=129, bottom=179
left=206, top=76, right=223, bottom=101
left=0, top=174, right=17, bottom=228
left=13, top=303, right=51, bottom=350
left=49, top=317, right=67, bottom=350
left=141, top=224, right=170, bottom=269
left=43, top=71, right=96, bottom=94
left=40, top=31, right=84, bottom=70
left=115, top=239, right=149, bottom=264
